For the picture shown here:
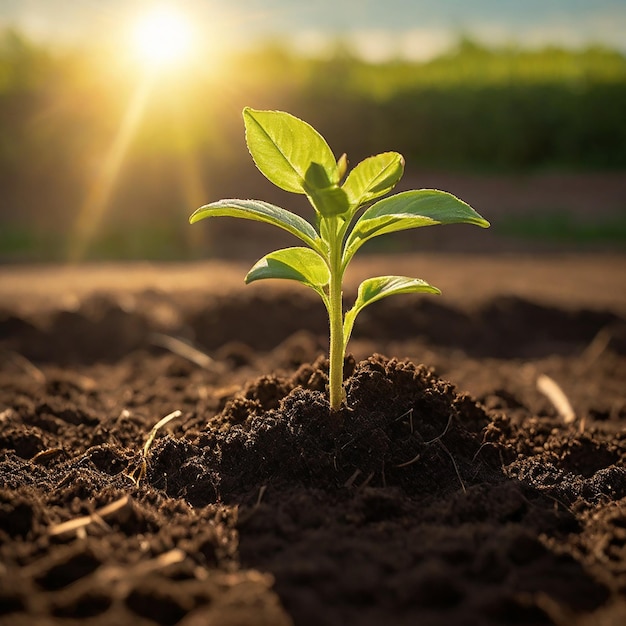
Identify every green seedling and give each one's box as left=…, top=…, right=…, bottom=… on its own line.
left=190, top=108, right=489, bottom=411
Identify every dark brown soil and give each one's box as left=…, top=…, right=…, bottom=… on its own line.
left=1, top=256, right=625, bottom=626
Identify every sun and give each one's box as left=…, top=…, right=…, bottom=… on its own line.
left=131, top=5, right=195, bottom=70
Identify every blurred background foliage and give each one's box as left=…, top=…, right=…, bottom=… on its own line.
left=0, top=28, right=625, bottom=261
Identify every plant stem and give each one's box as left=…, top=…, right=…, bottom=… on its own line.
left=327, top=220, right=345, bottom=412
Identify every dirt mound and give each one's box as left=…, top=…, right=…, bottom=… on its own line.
left=149, top=356, right=492, bottom=501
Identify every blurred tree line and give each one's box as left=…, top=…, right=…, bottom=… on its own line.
left=0, top=29, right=625, bottom=260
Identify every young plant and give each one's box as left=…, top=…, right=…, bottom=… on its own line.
left=190, top=108, right=489, bottom=411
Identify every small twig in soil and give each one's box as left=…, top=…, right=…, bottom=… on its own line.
left=393, top=408, right=414, bottom=428
left=343, top=468, right=375, bottom=490
left=424, top=412, right=454, bottom=445
left=238, top=485, right=268, bottom=525
left=149, top=332, right=217, bottom=370
left=471, top=441, right=506, bottom=472
left=127, top=409, right=184, bottom=484
left=344, top=468, right=362, bottom=488
left=95, top=549, right=186, bottom=597
left=30, top=447, right=64, bottom=465
left=49, top=495, right=132, bottom=537
left=357, top=471, right=375, bottom=490
left=395, top=452, right=421, bottom=468
left=255, top=485, right=267, bottom=507
left=436, top=440, right=466, bottom=493
left=143, top=410, right=183, bottom=457
left=2, top=350, right=46, bottom=383
left=395, top=411, right=454, bottom=467
left=536, top=374, right=576, bottom=424
left=579, top=326, right=612, bottom=370
left=395, top=411, right=466, bottom=492
left=127, top=548, right=186, bottom=576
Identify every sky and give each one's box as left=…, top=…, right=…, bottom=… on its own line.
left=1, top=0, right=626, bottom=61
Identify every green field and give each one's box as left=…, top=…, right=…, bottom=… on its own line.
left=1, top=31, right=625, bottom=260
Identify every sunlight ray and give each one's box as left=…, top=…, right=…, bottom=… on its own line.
left=68, top=76, right=153, bottom=262
left=171, top=102, right=210, bottom=256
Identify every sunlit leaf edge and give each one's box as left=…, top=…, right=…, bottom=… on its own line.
left=342, top=151, right=405, bottom=207
left=343, top=189, right=490, bottom=264
left=189, top=198, right=323, bottom=253
left=343, top=275, right=440, bottom=348
left=243, top=107, right=339, bottom=195
left=245, top=246, right=330, bottom=299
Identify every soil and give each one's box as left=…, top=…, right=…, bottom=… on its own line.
left=0, top=254, right=625, bottom=626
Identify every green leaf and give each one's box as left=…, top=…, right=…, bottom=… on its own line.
left=243, top=107, right=339, bottom=195
left=344, top=189, right=490, bottom=264
left=353, top=275, right=441, bottom=309
left=343, top=275, right=440, bottom=349
left=245, top=247, right=330, bottom=299
left=307, top=184, right=351, bottom=217
left=189, top=199, right=323, bottom=254
left=302, top=162, right=350, bottom=217
left=336, top=153, right=348, bottom=181
left=342, top=152, right=404, bottom=207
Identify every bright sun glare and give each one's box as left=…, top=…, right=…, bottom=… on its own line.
left=131, top=5, right=194, bottom=70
